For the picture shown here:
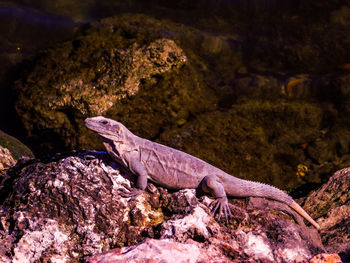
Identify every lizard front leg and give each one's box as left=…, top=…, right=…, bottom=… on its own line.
left=119, top=151, right=148, bottom=198
left=198, top=174, right=232, bottom=224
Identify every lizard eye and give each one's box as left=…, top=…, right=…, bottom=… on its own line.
left=101, top=120, right=108, bottom=125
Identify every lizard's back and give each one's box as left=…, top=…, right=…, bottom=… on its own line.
left=138, top=137, right=292, bottom=203
left=138, top=137, right=228, bottom=189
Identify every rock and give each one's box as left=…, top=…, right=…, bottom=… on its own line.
left=283, top=74, right=312, bottom=99
left=331, top=6, right=350, bottom=26
left=44, top=38, right=186, bottom=116
left=0, top=151, right=325, bottom=262
left=201, top=35, right=230, bottom=55
left=10, top=213, right=69, bottom=263
left=332, top=73, right=350, bottom=103
left=281, top=73, right=350, bottom=103
left=302, top=167, right=350, bottom=261
left=0, top=146, right=16, bottom=172
left=15, top=32, right=187, bottom=150
left=86, top=239, right=203, bottom=263
left=0, top=145, right=16, bottom=182
left=0, top=130, right=34, bottom=160
left=308, top=253, right=343, bottom=263
left=14, top=14, right=213, bottom=153
left=219, top=74, right=280, bottom=107
left=0, top=151, right=165, bottom=262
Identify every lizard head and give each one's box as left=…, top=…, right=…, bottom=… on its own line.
left=84, top=116, right=130, bottom=142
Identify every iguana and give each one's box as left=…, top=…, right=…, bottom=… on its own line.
left=84, top=116, right=320, bottom=229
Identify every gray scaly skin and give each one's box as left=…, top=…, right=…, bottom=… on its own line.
left=85, top=116, right=320, bottom=229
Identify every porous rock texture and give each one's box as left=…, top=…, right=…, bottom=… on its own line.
left=0, top=145, right=16, bottom=177
left=42, top=38, right=186, bottom=116
left=302, top=167, right=350, bottom=262
left=0, top=146, right=16, bottom=169
left=0, top=151, right=332, bottom=262
left=309, top=253, right=343, bottom=263
left=15, top=34, right=186, bottom=148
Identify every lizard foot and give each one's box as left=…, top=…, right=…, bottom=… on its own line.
left=210, top=197, right=232, bottom=224
left=118, top=188, right=143, bottom=198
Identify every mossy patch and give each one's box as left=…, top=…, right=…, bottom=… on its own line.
left=0, top=130, right=34, bottom=159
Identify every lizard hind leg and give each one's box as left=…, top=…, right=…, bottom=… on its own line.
left=198, top=174, right=232, bottom=224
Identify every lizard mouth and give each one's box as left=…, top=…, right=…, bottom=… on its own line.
left=84, top=118, right=104, bottom=133
left=84, top=117, right=116, bottom=134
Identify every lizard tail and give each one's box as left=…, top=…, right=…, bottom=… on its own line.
left=290, top=201, right=320, bottom=230
left=224, top=177, right=320, bottom=229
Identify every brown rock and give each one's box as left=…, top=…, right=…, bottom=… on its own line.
left=0, top=146, right=16, bottom=171
left=0, top=130, right=34, bottom=160
left=16, top=37, right=186, bottom=117
left=284, top=74, right=312, bottom=98
left=45, top=39, right=187, bottom=116
left=302, top=167, right=350, bottom=260
left=309, top=253, right=342, bottom=263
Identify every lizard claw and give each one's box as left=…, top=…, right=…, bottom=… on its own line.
left=210, top=197, right=232, bottom=224
left=118, top=188, right=143, bottom=198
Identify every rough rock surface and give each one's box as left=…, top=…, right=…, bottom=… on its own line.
left=308, top=253, right=343, bottom=263
left=87, top=244, right=343, bottom=263
left=0, top=145, right=16, bottom=177
left=0, top=151, right=326, bottom=262
left=86, top=239, right=205, bottom=263
left=0, top=130, right=34, bottom=160
left=15, top=35, right=186, bottom=150
left=14, top=14, right=211, bottom=155
left=0, top=152, right=160, bottom=262
left=45, top=38, right=186, bottom=116
left=302, top=167, right=350, bottom=262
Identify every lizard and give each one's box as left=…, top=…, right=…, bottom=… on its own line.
left=84, top=116, right=320, bottom=229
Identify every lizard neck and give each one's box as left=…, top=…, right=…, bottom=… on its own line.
left=101, top=135, right=138, bottom=165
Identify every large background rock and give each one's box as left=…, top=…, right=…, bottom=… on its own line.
left=0, top=152, right=330, bottom=262
left=12, top=13, right=350, bottom=191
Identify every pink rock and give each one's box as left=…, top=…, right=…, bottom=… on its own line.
left=86, top=238, right=201, bottom=263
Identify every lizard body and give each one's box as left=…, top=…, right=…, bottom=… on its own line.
left=85, top=116, right=320, bottom=229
